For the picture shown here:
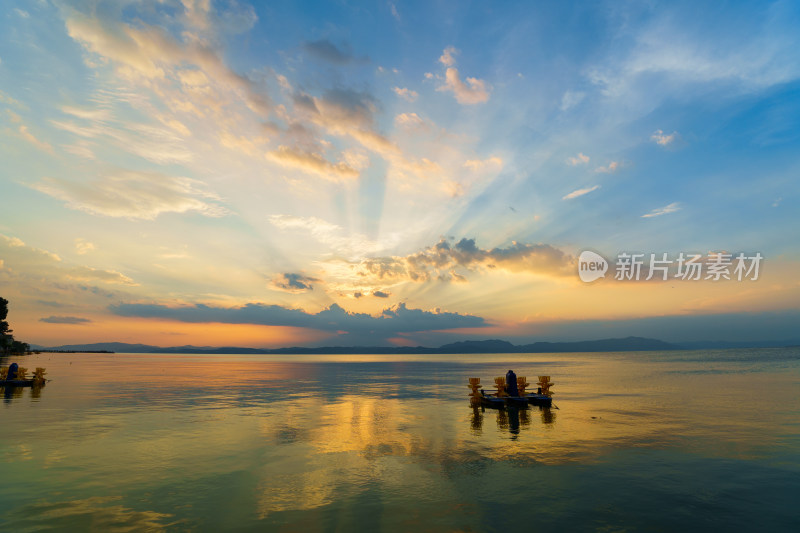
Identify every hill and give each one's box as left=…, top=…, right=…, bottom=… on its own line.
left=37, top=336, right=681, bottom=354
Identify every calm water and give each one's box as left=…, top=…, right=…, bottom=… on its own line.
left=1, top=349, right=799, bottom=531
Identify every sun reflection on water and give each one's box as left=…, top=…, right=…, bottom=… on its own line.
left=1, top=349, right=798, bottom=530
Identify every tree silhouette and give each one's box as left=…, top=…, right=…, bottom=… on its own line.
left=0, top=297, right=10, bottom=335
left=1, top=297, right=28, bottom=355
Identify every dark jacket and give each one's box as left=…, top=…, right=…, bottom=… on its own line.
left=506, top=370, right=519, bottom=396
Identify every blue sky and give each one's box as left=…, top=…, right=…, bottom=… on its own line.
left=1, top=0, right=799, bottom=347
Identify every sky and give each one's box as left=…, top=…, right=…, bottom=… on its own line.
left=1, top=0, right=799, bottom=348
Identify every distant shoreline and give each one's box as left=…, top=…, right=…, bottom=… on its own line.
left=28, top=336, right=675, bottom=355
left=37, top=350, right=115, bottom=354
left=27, top=335, right=799, bottom=355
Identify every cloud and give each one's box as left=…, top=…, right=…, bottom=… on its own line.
left=65, top=9, right=268, bottom=117
left=392, top=87, right=418, bottom=102
left=37, top=301, right=68, bottom=308
left=438, top=67, right=490, bottom=104
left=595, top=161, right=621, bottom=173
left=372, top=291, right=390, bottom=298
left=52, top=107, right=193, bottom=165
left=642, top=202, right=681, bottom=218
left=0, top=234, right=136, bottom=288
left=388, top=2, right=400, bottom=21
left=276, top=74, right=291, bottom=91
left=63, top=140, right=96, bottom=160
left=590, top=9, right=800, bottom=102
left=463, top=156, right=503, bottom=172
left=291, top=88, right=397, bottom=158
left=269, top=214, right=341, bottom=235
left=60, top=105, right=111, bottom=121
left=0, top=89, right=23, bottom=108
left=560, top=90, right=585, bottom=110
left=343, top=237, right=574, bottom=286
left=394, top=112, right=426, bottom=128
left=434, top=47, right=490, bottom=104
left=340, top=149, right=370, bottom=171
left=110, top=301, right=488, bottom=343
left=302, top=39, right=366, bottom=65
left=31, top=171, right=227, bottom=220
left=75, top=238, right=96, bottom=255
left=566, top=153, right=590, bottom=166
left=439, top=46, right=458, bottom=67
left=294, top=88, right=376, bottom=130
left=562, top=185, right=601, bottom=200
left=271, top=273, right=321, bottom=293
left=651, top=129, right=679, bottom=146
left=218, top=129, right=269, bottom=156
left=288, top=88, right=445, bottom=183
left=6, top=111, right=53, bottom=153
left=39, top=316, right=93, bottom=325
left=57, top=4, right=452, bottom=198
left=267, top=146, right=360, bottom=182
left=268, top=214, right=399, bottom=258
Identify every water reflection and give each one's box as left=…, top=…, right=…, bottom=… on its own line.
left=2, top=383, right=46, bottom=403
left=3, top=496, right=176, bottom=531
left=1, top=355, right=48, bottom=403
left=470, top=402, right=556, bottom=439
left=0, top=350, right=797, bottom=531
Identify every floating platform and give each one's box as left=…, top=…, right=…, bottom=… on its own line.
left=0, top=379, right=39, bottom=387
left=479, top=391, right=552, bottom=408
left=469, top=376, right=554, bottom=409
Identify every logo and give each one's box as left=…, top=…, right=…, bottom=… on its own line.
left=578, top=250, right=608, bottom=282
left=576, top=250, right=762, bottom=283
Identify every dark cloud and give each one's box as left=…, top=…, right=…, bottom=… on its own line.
left=372, top=291, right=390, bottom=298
left=271, top=273, right=320, bottom=293
left=302, top=39, right=367, bottom=65
left=39, top=316, right=92, bottom=324
left=110, top=302, right=487, bottom=344
left=309, top=88, right=378, bottom=129
left=292, top=92, right=318, bottom=114
left=37, top=300, right=67, bottom=307
left=358, top=237, right=575, bottom=282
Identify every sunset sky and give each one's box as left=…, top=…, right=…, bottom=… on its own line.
left=1, top=0, right=799, bottom=348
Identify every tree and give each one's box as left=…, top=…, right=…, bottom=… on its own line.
left=0, top=296, right=10, bottom=337
left=1, top=297, right=27, bottom=355
left=10, top=340, right=29, bottom=354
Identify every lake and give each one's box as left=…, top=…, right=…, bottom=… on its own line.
left=1, top=349, right=799, bottom=531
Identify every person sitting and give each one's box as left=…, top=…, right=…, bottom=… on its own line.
left=6, top=362, right=19, bottom=381
left=506, top=369, right=519, bottom=396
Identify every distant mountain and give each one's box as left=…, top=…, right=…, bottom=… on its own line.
left=40, top=342, right=161, bottom=353
left=677, top=339, right=800, bottom=350
left=435, top=336, right=679, bottom=353
left=38, top=336, right=682, bottom=354
left=519, top=336, right=680, bottom=353
left=437, top=339, right=517, bottom=353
